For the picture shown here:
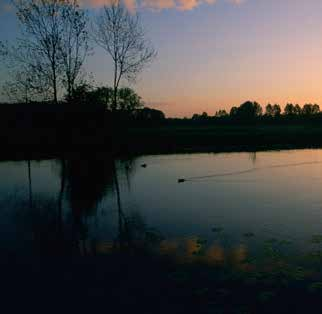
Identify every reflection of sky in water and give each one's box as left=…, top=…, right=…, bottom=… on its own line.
left=125, top=151, right=322, bottom=249
left=1, top=149, right=322, bottom=256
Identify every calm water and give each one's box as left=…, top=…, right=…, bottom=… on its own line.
left=2, top=149, right=322, bottom=262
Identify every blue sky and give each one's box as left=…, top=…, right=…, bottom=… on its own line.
left=2, top=0, right=322, bottom=117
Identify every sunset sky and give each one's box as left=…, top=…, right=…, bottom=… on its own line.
left=1, top=0, right=322, bottom=117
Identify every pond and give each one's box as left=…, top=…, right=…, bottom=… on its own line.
left=2, top=149, right=322, bottom=264
left=5, top=149, right=322, bottom=312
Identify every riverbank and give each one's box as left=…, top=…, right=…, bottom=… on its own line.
left=2, top=124, right=322, bottom=160
left=121, top=124, right=322, bottom=155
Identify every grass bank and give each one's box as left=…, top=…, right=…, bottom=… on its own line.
left=120, top=124, right=322, bottom=155
left=2, top=124, right=322, bottom=160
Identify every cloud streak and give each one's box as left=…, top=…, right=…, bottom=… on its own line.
left=82, top=0, right=244, bottom=11
left=0, top=1, right=13, bottom=14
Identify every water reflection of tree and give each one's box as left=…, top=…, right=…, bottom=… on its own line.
left=65, top=156, right=162, bottom=253
left=63, top=155, right=116, bottom=254
left=27, top=159, right=32, bottom=209
left=62, top=154, right=159, bottom=253
left=14, top=197, right=74, bottom=255
left=17, top=155, right=162, bottom=256
left=64, top=154, right=115, bottom=217
left=16, top=155, right=116, bottom=256
left=249, top=152, right=257, bottom=165
left=118, top=157, right=138, bottom=191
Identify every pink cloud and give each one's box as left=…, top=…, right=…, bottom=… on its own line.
left=228, top=0, right=244, bottom=4
left=123, top=0, right=136, bottom=11
left=81, top=0, right=112, bottom=7
left=177, top=0, right=199, bottom=10
left=142, top=0, right=176, bottom=10
left=0, top=1, right=13, bottom=14
left=82, top=0, right=244, bottom=11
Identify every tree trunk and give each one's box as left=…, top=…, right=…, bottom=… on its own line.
left=53, top=76, right=58, bottom=104
left=67, top=83, right=72, bottom=103
left=52, top=58, right=58, bottom=104
left=113, top=85, right=118, bottom=112
left=113, top=61, right=118, bottom=111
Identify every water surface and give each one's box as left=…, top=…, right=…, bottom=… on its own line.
left=2, top=149, right=322, bottom=262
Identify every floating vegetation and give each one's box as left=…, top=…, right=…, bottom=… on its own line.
left=243, top=232, right=255, bottom=238
left=169, top=271, right=190, bottom=283
left=279, top=240, right=292, bottom=245
left=258, top=291, right=275, bottom=303
left=311, top=235, right=322, bottom=244
left=290, top=267, right=307, bottom=281
left=308, top=282, right=322, bottom=293
left=307, top=250, right=322, bottom=261
left=192, top=237, right=207, bottom=256
left=193, top=287, right=209, bottom=296
left=263, top=238, right=292, bottom=261
left=266, top=238, right=278, bottom=243
left=211, top=227, right=223, bottom=233
left=196, top=238, right=207, bottom=245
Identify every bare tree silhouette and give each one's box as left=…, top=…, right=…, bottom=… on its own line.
left=92, top=0, right=156, bottom=111
left=1, top=0, right=89, bottom=103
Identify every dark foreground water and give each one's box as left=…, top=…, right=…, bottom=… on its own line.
left=3, top=149, right=322, bottom=313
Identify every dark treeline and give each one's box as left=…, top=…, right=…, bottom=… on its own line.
left=171, top=101, right=322, bottom=126
left=0, top=86, right=166, bottom=131
left=2, top=98, right=322, bottom=158
left=0, top=84, right=166, bottom=158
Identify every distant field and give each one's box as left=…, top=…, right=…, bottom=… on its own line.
left=2, top=123, right=322, bottom=160
left=124, top=124, right=322, bottom=154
